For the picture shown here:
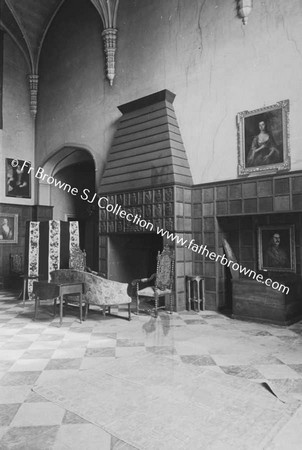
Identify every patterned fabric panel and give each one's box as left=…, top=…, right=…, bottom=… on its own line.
left=28, top=222, right=40, bottom=294
left=50, top=270, right=131, bottom=306
left=69, top=221, right=79, bottom=252
left=69, top=247, right=86, bottom=271
left=26, top=221, right=80, bottom=295
left=49, top=220, right=60, bottom=276
left=157, top=255, right=172, bottom=287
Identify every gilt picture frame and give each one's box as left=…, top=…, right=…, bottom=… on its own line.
left=0, top=213, right=18, bottom=244
left=6, top=158, right=31, bottom=198
left=237, top=100, right=290, bottom=177
left=258, top=225, right=296, bottom=273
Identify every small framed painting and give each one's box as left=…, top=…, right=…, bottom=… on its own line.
left=258, top=225, right=296, bottom=273
left=6, top=158, right=31, bottom=198
left=237, top=100, right=290, bottom=176
left=0, top=213, right=18, bottom=244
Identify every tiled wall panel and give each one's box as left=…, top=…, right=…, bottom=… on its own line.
left=99, top=185, right=193, bottom=312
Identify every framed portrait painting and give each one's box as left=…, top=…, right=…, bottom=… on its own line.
left=237, top=100, right=290, bottom=176
left=0, top=213, right=18, bottom=244
left=6, top=158, right=31, bottom=198
left=258, top=225, right=296, bottom=273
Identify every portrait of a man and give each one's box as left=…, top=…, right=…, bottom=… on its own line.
left=258, top=225, right=295, bottom=272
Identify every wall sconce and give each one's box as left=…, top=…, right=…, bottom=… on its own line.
left=237, top=0, right=253, bottom=25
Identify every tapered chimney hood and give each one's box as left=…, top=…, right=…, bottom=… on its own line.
left=99, top=90, right=192, bottom=193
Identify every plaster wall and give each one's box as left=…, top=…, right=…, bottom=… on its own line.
left=36, top=0, right=302, bottom=190
left=0, top=35, right=35, bottom=205
left=51, top=162, right=95, bottom=221
left=36, top=0, right=110, bottom=188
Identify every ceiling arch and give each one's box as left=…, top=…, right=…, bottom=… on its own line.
left=0, top=0, right=120, bottom=116
left=1, top=0, right=65, bottom=74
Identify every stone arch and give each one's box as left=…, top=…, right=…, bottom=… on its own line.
left=37, top=144, right=97, bottom=207
left=37, top=144, right=98, bottom=269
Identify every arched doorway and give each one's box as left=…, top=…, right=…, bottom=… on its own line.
left=38, top=146, right=98, bottom=270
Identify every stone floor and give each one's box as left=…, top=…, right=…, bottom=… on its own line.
left=0, top=290, right=302, bottom=449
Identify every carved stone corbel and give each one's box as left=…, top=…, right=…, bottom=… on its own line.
left=102, top=28, right=117, bottom=86
left=28, top=74, right=39, bottom=118
left=90, top=0, right=119, bottom=86
left=237, top=0, right=253, bottom=25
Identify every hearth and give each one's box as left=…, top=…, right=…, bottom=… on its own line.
left=108, top=234, right=162, bottom=283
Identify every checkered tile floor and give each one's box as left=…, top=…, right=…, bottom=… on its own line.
left=0, top=289, right=302, bottom=449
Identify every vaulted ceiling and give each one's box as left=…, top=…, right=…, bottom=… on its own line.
left=0, top=0, right=66, bottom=73
left=0, top=0, right=119, bottom=73
left=0, top=0, right=119, bottom=115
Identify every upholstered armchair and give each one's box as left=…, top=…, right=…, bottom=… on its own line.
left=50, top=269, right=131, bottom=321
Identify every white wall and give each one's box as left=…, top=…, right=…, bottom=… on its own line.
left=0, top=34, right=35, bottom=205
left=34, top=0, right=302, bottom=192
left=117, top=0, right=302, bottom=183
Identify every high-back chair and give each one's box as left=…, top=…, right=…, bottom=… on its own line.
left=131, top=245, right=175, bottom=317
left=10, top=253, right=23, bottom=276
left=9, top=253, right=24, bottom=295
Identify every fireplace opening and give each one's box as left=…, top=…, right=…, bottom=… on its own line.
left=108, top=234, right=163, bottom=283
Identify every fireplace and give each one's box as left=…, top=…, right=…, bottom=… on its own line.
left=98, top=90, right=302, bottom=318
left=98, top=90, right=193, bottom=311
left=108, top=234, right=163, bottom=283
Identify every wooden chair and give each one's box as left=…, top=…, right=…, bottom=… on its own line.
left=10, top=254, right=23, bottom=276
left=63, top=246, right=87, bottom=313
left=10, top=253, right=41, bottom=304
left=131, top=245, right=175, bottom=317
left=9, top=254, right=23, bottom=296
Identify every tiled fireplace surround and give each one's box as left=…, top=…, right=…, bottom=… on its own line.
left=97, top=91, right=302, bottom=313
left=98, top=185, right=193, bottom=312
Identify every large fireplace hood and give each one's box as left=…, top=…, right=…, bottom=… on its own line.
left=99, top=89, right=192, bottom=193
left=98, top=90, right=193, bottom=312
